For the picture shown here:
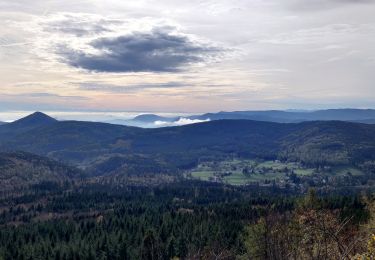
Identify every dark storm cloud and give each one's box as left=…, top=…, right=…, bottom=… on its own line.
left=60, top=29, right=221, bottom=73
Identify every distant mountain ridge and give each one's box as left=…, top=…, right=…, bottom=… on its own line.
left=190, top=108, right=375, bottom=123
left=0, top=112, right=374, bottom=177
left=130, top=108, right=375, bottom=125
left=2, top=109, right=375, bottom=129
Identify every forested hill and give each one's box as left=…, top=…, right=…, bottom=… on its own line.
left=0, top=113, right=375, bottom=175
left=0, top=151, right=83, bottom=193
left=0, top=112, right=57, bottom=138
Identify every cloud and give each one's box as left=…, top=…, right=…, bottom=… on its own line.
left=0, top=92, right=88, bottom=111
left=1, top=92, right=87, bottom=100
left=1, top=2, right=375, bottom=112
left=59, top=27, right=222, bottom=73
left=261, top=24, right=366, bottom=45
left=78, top=81, right=190, bottom=93
left=285, top=0, right=374, bottom=11
left=38, top=13, right=127, bottom=37
left=154, top=117, right=210, bottom=127
left=46, top=17, right=112, bottom=36
left=26, top=92, right=88, bottom=99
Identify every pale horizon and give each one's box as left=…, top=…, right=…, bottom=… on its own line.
left=1, top=107, right=375, bottom=126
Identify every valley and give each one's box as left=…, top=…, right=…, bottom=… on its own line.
left=0, top=112, right=374, bottom=193
left=2, top=0, right=375, bottom=258
left=0, top=112, right=374, bottom=259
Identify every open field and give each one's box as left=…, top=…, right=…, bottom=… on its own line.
left=188, top=159, right=365, bottom=185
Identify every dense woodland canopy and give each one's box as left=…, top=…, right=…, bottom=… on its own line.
left=0, top=181, right=374, bottom=259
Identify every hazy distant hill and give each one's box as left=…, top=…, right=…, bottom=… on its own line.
left=124, top=109, right=375, bottom=127
left=189, top=109, right=375, bottom=123
left=5, top=111, right=57, bottom=128
left=133, top=114, right=179, bottom=123
left=114, top=114, right=182, bottom=128
left=0, top=112, right=375, bottom=176
left=0, top=111, right=57, bottom=138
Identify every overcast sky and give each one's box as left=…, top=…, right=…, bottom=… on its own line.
left=0, top=0, right=374, bottom=112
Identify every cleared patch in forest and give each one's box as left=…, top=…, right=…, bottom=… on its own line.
left=188, top=159, right=364, bottom=185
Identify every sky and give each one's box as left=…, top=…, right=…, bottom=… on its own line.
left=0, top=0, right=375, bottom=113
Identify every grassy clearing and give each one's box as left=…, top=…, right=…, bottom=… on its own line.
left=189, top=159, right=298, bottom=185
left=294, top=168, right=314, bottom=176
left=191, top=171, right=213, bottom=181
left=188, top=158, right=368, bottom=185
left=331, top=166, right=364, bottom=176
left=224, top=172, right=249, bottom=185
